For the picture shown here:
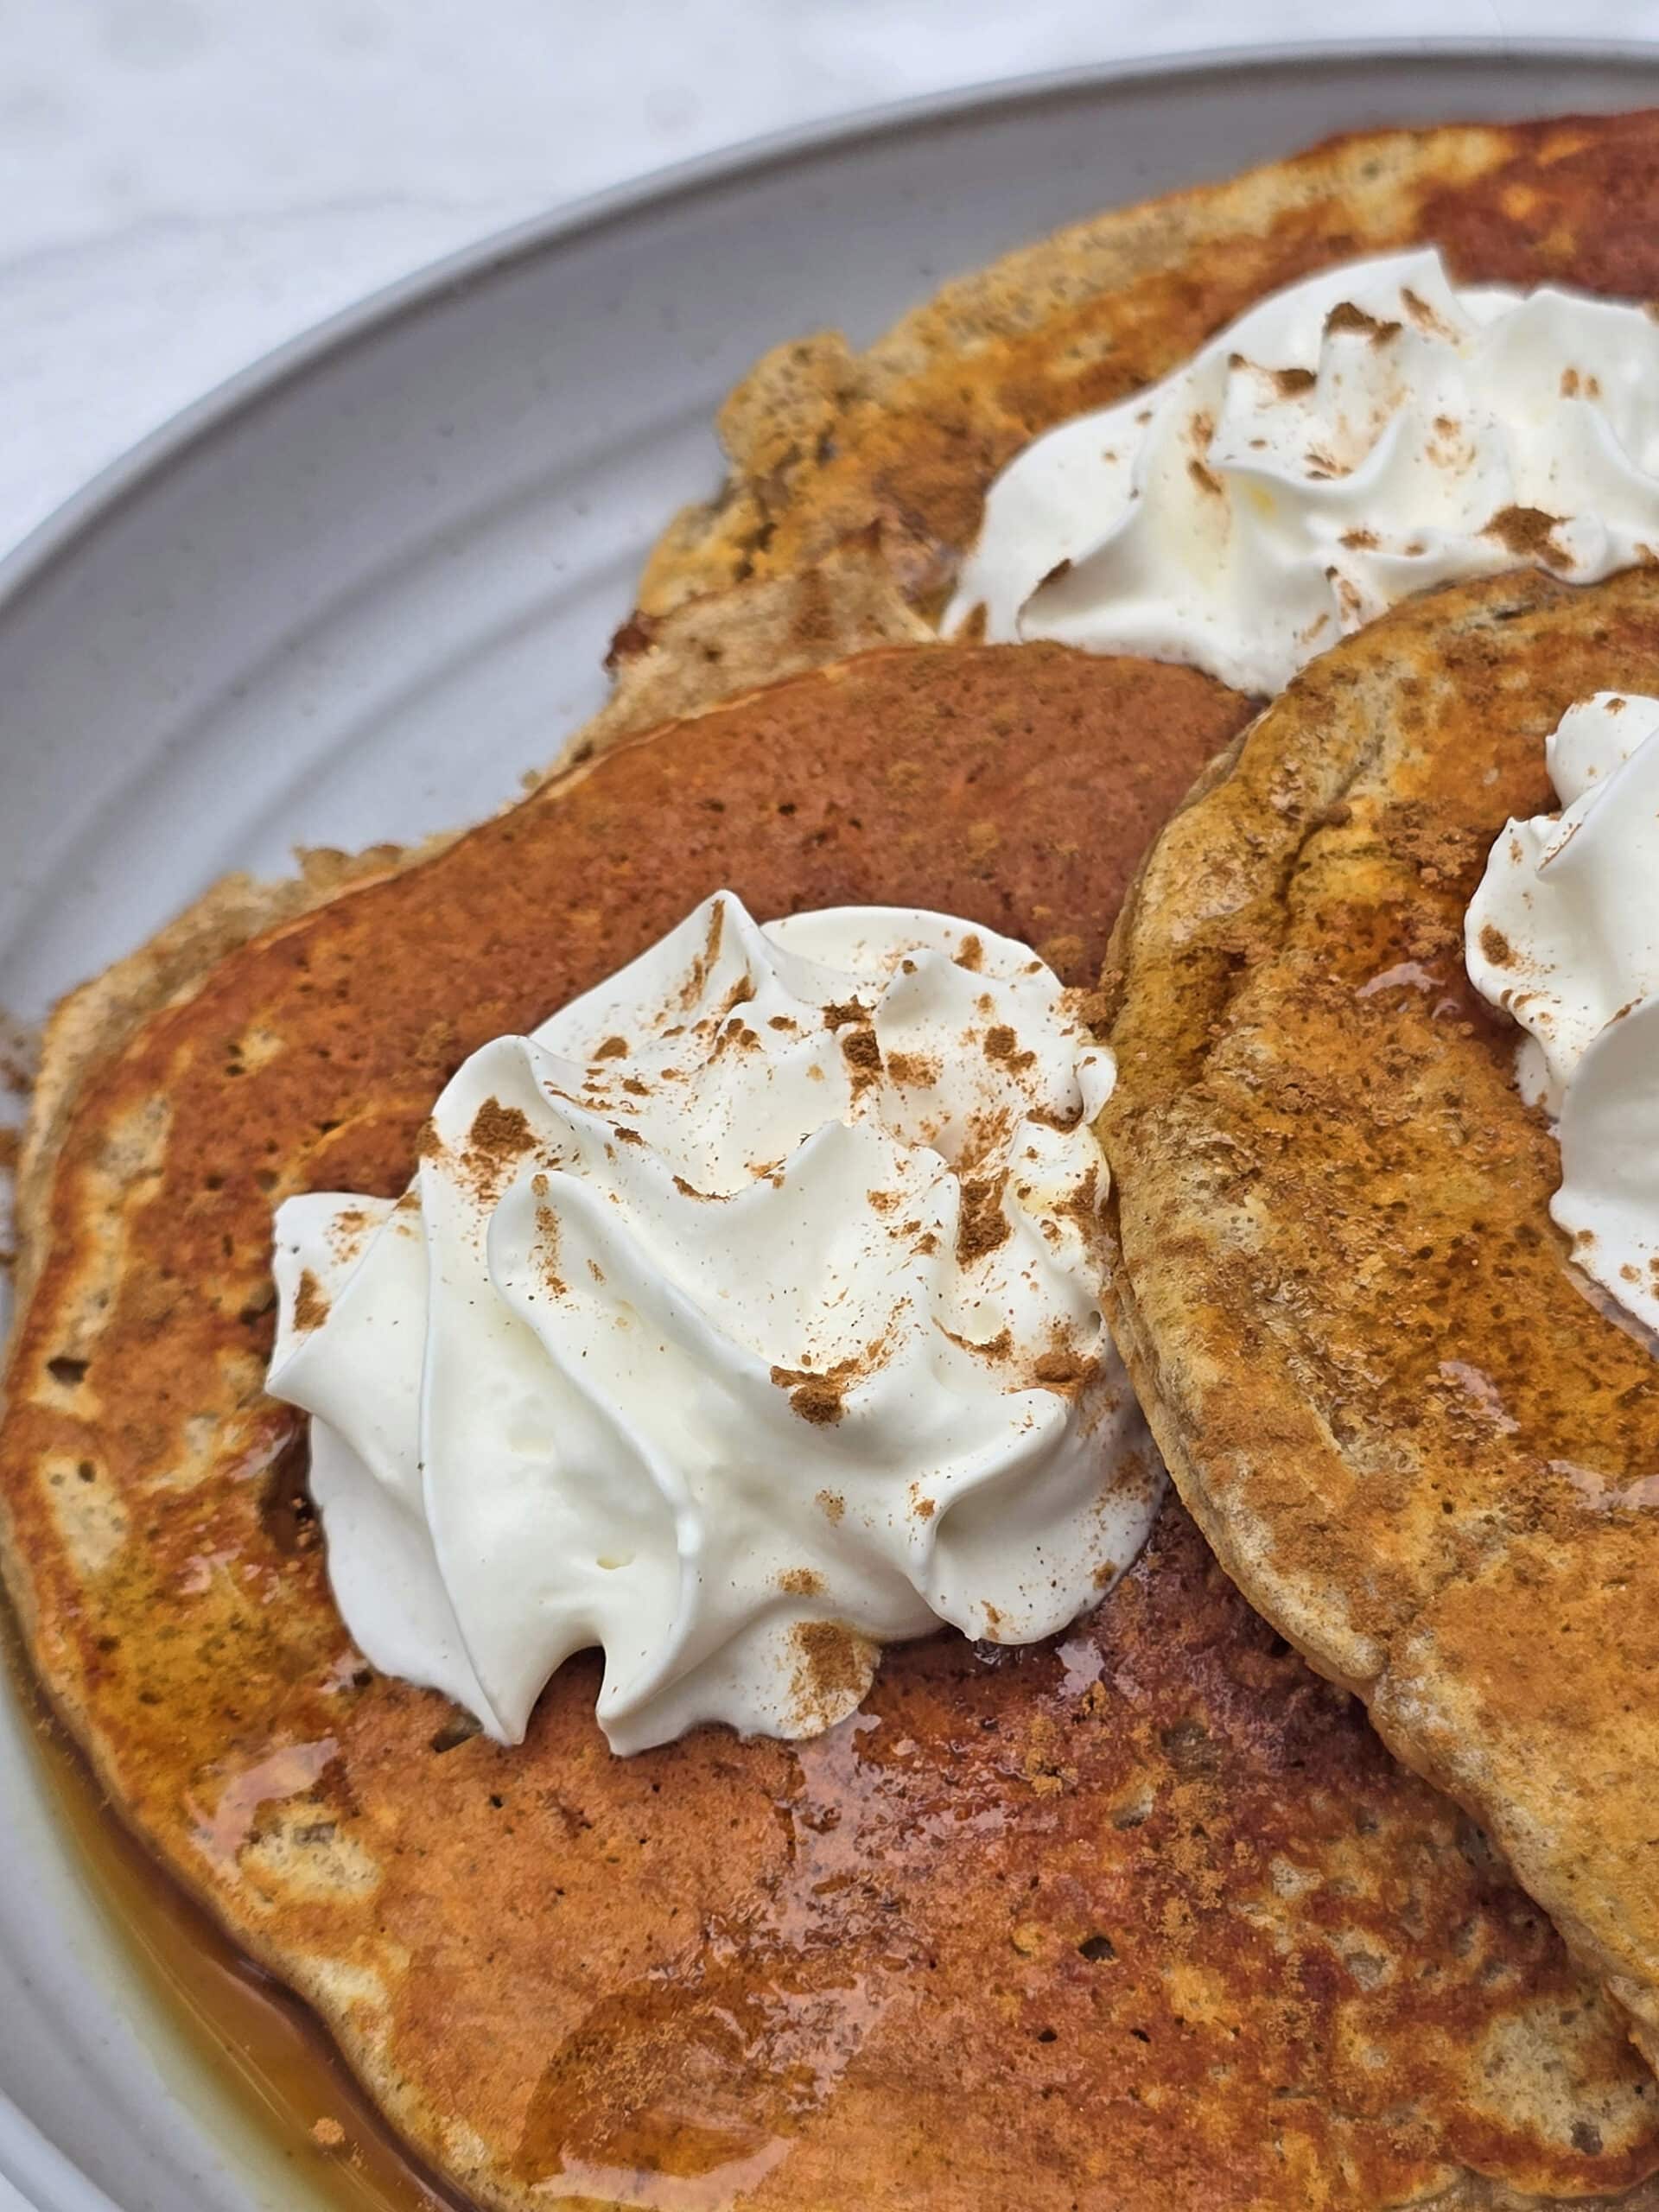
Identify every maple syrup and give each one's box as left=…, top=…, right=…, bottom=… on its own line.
left=7, top=1622, right=472, bottom=2212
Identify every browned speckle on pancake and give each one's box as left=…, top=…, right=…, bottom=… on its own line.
left=1102, top=565, right=1659, bottom=2093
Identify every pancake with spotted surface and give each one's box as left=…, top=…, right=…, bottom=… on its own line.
left=623, top=107, right=1659, bottom=645
left=4, top=639, right=1659, bottom=2209
left=1100, top=567, right=1659, bottom=2087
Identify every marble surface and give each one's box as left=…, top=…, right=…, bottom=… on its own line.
left=4, top=0, right=1657, bottom=563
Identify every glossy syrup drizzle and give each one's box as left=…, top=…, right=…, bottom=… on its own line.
left=6, top=1618, right=468, bottom=2212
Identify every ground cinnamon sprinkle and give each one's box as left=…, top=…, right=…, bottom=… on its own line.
left=468, top=1099, right=531, bottom=1155
left=1484, top=505, right=1569, bottom=563
left=1479, top=924, right=1516, bottom=968
left=678, top=897, right=728, bottom=1011
left=461, top=1099, right=534, bottom=1202
left=788, top=1619, right=876, bottom=1729
left=1058, top=1163, right=1101, bottom=1228
left=671, top=1173, right=719, bottom=1202
left=1324, top=301, right=1397, bottom=342
left=1033, top=1349, right=1088, bottom=1386
left=293, top=1270, right=330, bottom=1332
left=886, top=1050, right=939, bottom=1085
left=770, top=1348, right=876, bottom=1425
left=957, top=1173, right=1011, bottom=1267
left=840, top=1025, right=882, bottom=1086
left=982, top=1025, right=1035, bottom=1071
left=773, top=1374, right=846, bottom=1425
left=534, top=1204, right=568, bottom=1299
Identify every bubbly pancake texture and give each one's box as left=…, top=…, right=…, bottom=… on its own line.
left=5, top=641, right=1659, bottom=2209
left=1102, top=568, right=1659, bottom=2088
left=631, top=110, right=1659, bottom=633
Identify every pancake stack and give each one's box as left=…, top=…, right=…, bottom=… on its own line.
left=5, top=111, right=1659, bottom=2212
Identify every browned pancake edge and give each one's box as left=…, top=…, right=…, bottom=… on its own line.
left=1102, top=567, right=1659, bottom=2089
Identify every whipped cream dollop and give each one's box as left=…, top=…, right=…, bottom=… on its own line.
left=948, top=248, right=1659, bottom=696
left=1467, top=691, right=1659, bottom=1335
left=267, top=893, right=1158, bottom=1754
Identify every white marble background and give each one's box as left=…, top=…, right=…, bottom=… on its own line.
left=4, top=0, right=1658, bottom=563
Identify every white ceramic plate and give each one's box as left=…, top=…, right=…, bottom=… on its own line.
left=5, top=41, right=1659, bottom=2212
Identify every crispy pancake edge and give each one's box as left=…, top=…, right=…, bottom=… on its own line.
left=1100, top=567, right=1659, bottom=2076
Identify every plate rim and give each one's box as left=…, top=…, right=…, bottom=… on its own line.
left=5, top=33, right=1659, bottom=2212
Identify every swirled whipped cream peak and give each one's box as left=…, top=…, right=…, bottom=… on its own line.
left=948, top=247, right=1659, bottom=696
left=1467, top=691, right=1659, bottom=1336
left=267, top=893, right=1159, bottom=1755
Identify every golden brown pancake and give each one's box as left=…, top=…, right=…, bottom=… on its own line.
left=623, top=109, right=1659, bottom=642
left=1102, top=567, right=1659, bottom=2089
left=5, top=640, right=1659, bottom=2209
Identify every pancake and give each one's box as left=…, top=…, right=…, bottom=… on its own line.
left=1100, top=567, right=1659, bottom=2087
left=625, top=109, right=1659, bottom=639
left=5, top=638, right=1659, bottom=2209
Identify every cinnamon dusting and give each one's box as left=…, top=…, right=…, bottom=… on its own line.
left=957, top=1174, right=1011, bottom=1267
left=982, top=1025, right=1035, bottom=1072
left=1324, top=302, right=1398, bottom=341
left=1478, top=925, right=1516, bottom=969
left=461, top=1098, right=535, bottom=1200
left=771, top=1362, right=852, bottom=1425
left=840, top=1025, right=882, bottom=1089
left=886, top=1050, right=939, bottom=1086
left=787, top=1619, right=877, bottom=1730
left=1484, top=505, right=1569, bottom=564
